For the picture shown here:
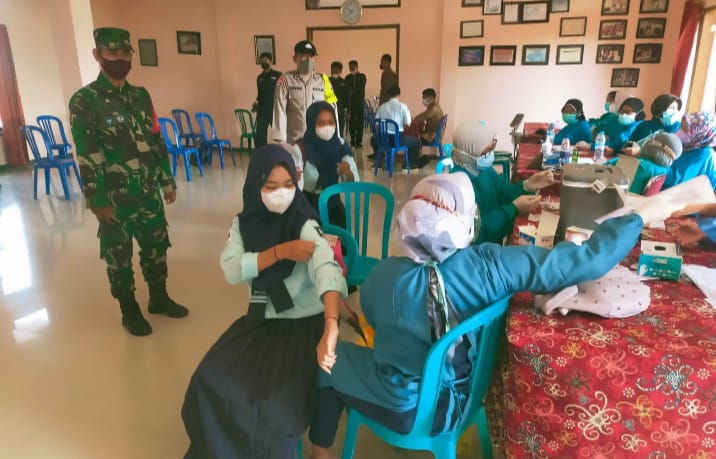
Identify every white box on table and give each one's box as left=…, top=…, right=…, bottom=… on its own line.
left=637, top=241, right=682, bottom=281
left=518, top=211, right=559, bottom=249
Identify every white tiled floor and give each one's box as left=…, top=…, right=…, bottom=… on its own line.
left=0, top=149, right=483, bottom=458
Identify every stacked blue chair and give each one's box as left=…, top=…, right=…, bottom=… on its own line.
left=20, top=125, right=82, bottom=200
left=37, top=115, right=73, bottom=159
left=171, top=109, right=203, bottom=149
left=317, top=182, right=394, bottom=287
left=373, top=118, right=409, bottom=177
left=158, top=117, right=204, bottom=182
left=420, top=114, right=448, bottom=159
left=341, top=296, right=511, bottom=459
left=195, top=112, right=236, bottom=169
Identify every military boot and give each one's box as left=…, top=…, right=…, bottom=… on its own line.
left=148, top=283, right=189, bottom=318
left=118, top=293, right=153, bottom=336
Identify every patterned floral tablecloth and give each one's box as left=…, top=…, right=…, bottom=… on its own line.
left=486, top=221, right=716, bottom=458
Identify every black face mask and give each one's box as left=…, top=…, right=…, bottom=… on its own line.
left=101, top=57, right=131, bottom=80
left=260, top=62, right=270, bottom=70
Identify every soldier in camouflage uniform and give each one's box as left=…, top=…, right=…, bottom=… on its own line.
left=69, top=27, right=188, bottom=336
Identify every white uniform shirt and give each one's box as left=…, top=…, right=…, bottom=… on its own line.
left=272, top=71, right=333, bottom=144
left=375, top=97, right=411, bottom=134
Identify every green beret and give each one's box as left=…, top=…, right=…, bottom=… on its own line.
left=93, top=27, right=134, bottom=51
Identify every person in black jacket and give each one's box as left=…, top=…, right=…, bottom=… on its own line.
left=252, top=52, right=281, bottom=147
left=344, top=60, right=366, bottom=147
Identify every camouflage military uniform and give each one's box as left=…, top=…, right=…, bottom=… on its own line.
left=69, top=71, right=176, bottom=298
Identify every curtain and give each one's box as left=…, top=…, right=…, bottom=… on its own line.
left=671, top=0, right=702, bottom=96
left=0, top=24, right=28, bottom=166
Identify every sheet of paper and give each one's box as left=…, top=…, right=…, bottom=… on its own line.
left=595, top=175, right=716, bottom=224
left=682, top=264, right=716, bottom=304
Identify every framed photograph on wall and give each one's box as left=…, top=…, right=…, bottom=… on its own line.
left=636, top=18, right=666, bottom=38
left=640, top=0, right=668, bottom=13
left=599, top=19, right=627, bottom=40
left=460, top=20, right=484, bottom=38
left=560, top=17, right=587, bottom=36
left=254, top=35, right=276, bottom=64
left=306, top=0, right=400, bottom=8
left=556, top=44, right=584, bottom=64
left=611, top=68, right=640, bottom=87
left=502, top=3, right=521, bottom=24
left=522, top=1, right=550, bottom=23
left=483, top=0, right=503, bottom=15
left=522, top=44, right=550, bottom=65
left=138, top=39, right=158, bottom=67
left=633, top=43, right=662, bottom=63
left=596, top=44, right=624, bottom=63
left=462, top=0, right=483, bottom=6
left=177, top=31, right=201, bottom=55
left=551, top=0, right=569, bottom=13
left=490, top=45, right=517, bottom=65
left=459, top=45, right=485, bottom=66
left=601, top=0, right=630, bottom=15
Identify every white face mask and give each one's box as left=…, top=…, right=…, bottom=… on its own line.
left=618, top=113, right=637, bottom=126
left=261, top=187, right=296, bottom=214
left=315, top=125, right=336, bottom=141
left=422, top=99, right=430, bottom=107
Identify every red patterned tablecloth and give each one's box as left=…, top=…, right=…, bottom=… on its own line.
left=486, top=214, right=716, bottom=458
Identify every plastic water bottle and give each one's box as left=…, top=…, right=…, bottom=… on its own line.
left=546, top=122, right=555, bottom=144
left=541, top=137, right=552, bottom=156
left=594, top=131, right=606, bottom=163
left=560, top=138, right=571, bottom=165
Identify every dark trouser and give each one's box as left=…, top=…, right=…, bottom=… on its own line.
left=255, top=113, right=271, bottom=148
left=337, top=105, right=346, bottom=139
left=309, top=387, right=416, bottom=448
left=348, top=104, right=364, bottom=145
left=370, top=133, right=421, bottom=167
left=98, top=192, right=170, bottom=298
left=304, top=190, right=346, bottom=228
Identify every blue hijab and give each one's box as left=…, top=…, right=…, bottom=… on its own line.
left=302, top=101, right=353, bottom=189
left=238, top=145, right=318, bottom=305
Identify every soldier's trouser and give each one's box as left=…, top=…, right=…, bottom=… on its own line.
left=348, top=106, right=364, bottom=145
left=255, top=114, right=270, bottom=149
left=97, top=193, right=171, bottom=299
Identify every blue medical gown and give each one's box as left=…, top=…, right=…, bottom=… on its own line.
left=321, top=213, right=644, bottom=413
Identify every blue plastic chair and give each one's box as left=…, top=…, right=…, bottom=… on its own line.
left=233, top=109, right=256, bottom=154
left=158, top=117, right=204, bottom=182
left=171, top=109, right=203, bottom=148
left=20, top=125, right=82, bottom=200
left=373, top=118, right=409, bottom=177
left=195, top=112, right=236, bottom=169
left=317, top=182, right=394, bottom=287
left=420, top=114, right=448, bottom=159
left=341, top=296, right=511, bottom=459
left=36, top=115, right=73, bottom=159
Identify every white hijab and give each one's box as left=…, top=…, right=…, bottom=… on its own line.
left=396, top=173, right=477, bottom=263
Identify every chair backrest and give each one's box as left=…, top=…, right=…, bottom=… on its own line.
left=36, top=115, right=70, bottom=148
left=234, top=109, right=255, bottom=134
left=410, top=296, right=511, bottom=438
left=374, top=118, right=402, bottom=153
left=171, top=109, right=195, bottom=137
left=317, top=182, right=394, bottom=260
left=434, top=114, right=448, bottom=144
left=158, top=117, right=182, bottom=151
left=435, top=157, right=454, bottom=174
left=195, top=112, right=217, bottom=141
left=21, top=125, right=55, bottom=161
left=642, top=174, right=666, bottom=196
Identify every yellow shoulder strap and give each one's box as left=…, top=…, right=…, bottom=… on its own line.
left=322, top=73, right=338, bottom=104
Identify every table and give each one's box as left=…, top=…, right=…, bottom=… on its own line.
left=486, top=210, right=716, bottom=458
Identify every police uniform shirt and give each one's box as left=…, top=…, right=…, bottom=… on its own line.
left=272, top=71, right=332, bottom=144
left=256, top=69, right=281, bottom=118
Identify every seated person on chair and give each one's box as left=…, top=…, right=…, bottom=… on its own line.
left=663, top=111, right=716, bottom=190
left=597, top=97, right=646, bottom=156
left=308, top=172, right=672, bottom=459
left=370, top=85, right=430, bottom=169
left=630, top=93, right=683, bottom=145
left=553, top=99, right=593, bottom=148
left=413, top=88, right=444, bottom=145
left=289, top=101, right=359, bottom=228
left=451, top=119, right=554, bottom=244
left=605, top=132, right=682, bottom=194
left=668, top=203, right=716, bottom=247
left=589, top=90, right=617, bottom=130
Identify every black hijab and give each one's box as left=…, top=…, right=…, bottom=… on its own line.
left=238, top=145, right=318, bottom=309
left=563, top=98, right=586, bottom=121
left=302, top=101, right=353, bottom=189
left=620, top=97, right=646, bottom=121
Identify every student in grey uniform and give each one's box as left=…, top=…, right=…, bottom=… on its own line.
left=272, top=40, right=337, bottom=144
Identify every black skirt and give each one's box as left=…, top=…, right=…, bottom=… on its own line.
left=182, top=313, right=324, bottom=459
